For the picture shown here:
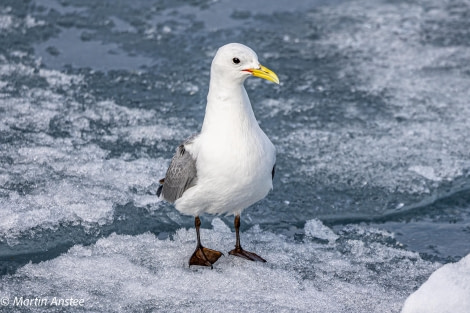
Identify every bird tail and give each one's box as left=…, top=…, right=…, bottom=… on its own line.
left=156, top=178, right=164, bottom=197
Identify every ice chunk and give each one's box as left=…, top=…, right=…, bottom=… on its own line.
left=304, top=219, right=338, bottom=243
left=0, top=14, right=13, bottom=30
left=409, top=166, right=442, bottom=182
left=401, top=253, right=470, bottom=313
left=211, top=217, right=231, bottom=233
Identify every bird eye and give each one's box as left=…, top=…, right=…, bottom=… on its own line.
left=232, top=57, right=240, bottom=64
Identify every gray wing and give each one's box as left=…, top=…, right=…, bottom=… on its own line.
left=158, top=135, right=198, bottom=203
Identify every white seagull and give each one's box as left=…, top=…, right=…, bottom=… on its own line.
left=157, top=43, right=279, bottom=268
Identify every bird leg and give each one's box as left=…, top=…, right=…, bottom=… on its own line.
left=229, top=214, right=266, bottom=262
left=189, top=216, right=223, bottom=269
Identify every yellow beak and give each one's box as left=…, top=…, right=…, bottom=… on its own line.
left=245, top=64, right=280, bottom=84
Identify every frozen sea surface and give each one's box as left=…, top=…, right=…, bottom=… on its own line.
left=1, top=219, right=437, bottom=313
left=1, top=0, right=470, bottom=312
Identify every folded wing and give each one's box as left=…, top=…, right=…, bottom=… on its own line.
left=157, top=136, right=198, bottom=203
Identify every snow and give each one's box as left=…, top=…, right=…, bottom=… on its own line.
left=402, top=253, right=470, bottom=313
left=0, top=219, right=436, bottom=313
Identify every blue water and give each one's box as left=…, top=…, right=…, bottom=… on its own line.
left=1, top=0, right=470, bottom=312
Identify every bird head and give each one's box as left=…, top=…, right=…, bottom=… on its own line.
left=211, top=43, right=279, bottom=85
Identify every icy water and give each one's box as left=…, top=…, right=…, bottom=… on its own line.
left=1, top=0, right=470, bottom=312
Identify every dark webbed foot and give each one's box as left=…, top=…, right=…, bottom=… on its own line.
left=189, top=245, right=223, bottom=269
left=229, top=214, right=267, bottom=263
left=229, top=247, right=266, bottom=262
left=189, top=216, right=223, bottom=269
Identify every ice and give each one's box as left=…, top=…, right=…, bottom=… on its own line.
left=0, top=14, right=13, bottom=30
left=2, top=0, right=468, bottom=241
left=0, top=151, right=166, bottom=238
left=0, top=60, right=190, bottom=240
left=0, top=219, right=437, bottom=313
left=408, top=166, right=442, bottom=182
left=402, top=253, right=470, bottom=313
left=1, top=1, right=469, bottom=311
left=272, top=0, right=470, bottom=214
left=24, top=15, right=45, bottom=28
left=304, top=219, right=338, bottom=243
left=38, top=68, right=82, bottom=88
left=0, top=9, right=47, bottom=32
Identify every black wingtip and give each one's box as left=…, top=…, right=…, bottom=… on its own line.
left=157, top=183, right=163, bottom=197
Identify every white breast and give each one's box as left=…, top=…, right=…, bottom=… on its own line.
left=174, top=86, right=276, bottom=216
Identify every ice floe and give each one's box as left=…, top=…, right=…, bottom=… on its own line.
left=402, top=253, right=470, bottom=313
left=0, top=219, right=437, bottom=313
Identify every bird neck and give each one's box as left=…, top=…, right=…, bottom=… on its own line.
left=201, top=79, right=258, bottom=135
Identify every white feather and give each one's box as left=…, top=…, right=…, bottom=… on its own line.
left=174, top=43, right=276, bottom=216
